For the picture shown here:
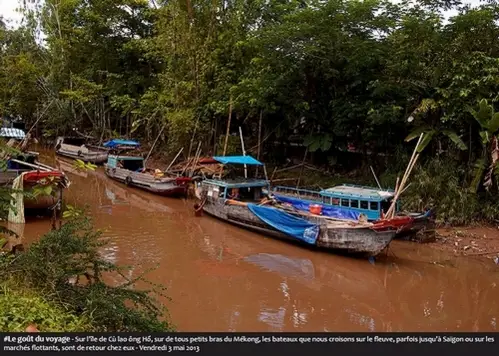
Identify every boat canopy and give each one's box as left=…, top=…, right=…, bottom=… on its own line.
left=203, top=178, right=268, bottom=189
left=320, top=184, right=395, bottom=202
left=212, top=155, right=263, bottom=166
left=0, top=128, right=26, bottom=140
left=103, top=139, right=140, bottom=148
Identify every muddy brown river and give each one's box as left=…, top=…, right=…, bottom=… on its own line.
left=11, top=151, right=499, bottom=332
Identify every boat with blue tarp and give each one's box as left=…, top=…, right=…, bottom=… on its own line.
left=270, top=184, right=433, bottom=240
left=104, top=140, right=191, bottom=197
left=194, top=156, right=398, bottom=256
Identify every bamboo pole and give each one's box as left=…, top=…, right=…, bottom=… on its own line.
left=394, top=176, right=400, bottom=194
left=386, top=134, right=424, bottom=218
left=164, top=147, right=184, bottom=173
left=239, top=126, right=247, bottom=178
left=217, top=97, right=232, bottom=178
left=256, top=110, right=262, bottom=177
left=370, top=166, right=382, bottom=190
left=187, top=114, right=200, bottom=160
left=144, top=123, right=166, bottom=166
left=189, top=142, right=202, bottom=177
left=222, top=97, right=232, bottom=156
left=296, top=148, right=309, bottom=189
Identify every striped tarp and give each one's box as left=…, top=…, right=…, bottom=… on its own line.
left=0, top=128, right=26, bottom=139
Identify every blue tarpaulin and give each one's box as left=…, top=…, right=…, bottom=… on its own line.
left=273, top=194, right=360, bottom=221
left=213, top=155, right=263, bottom=166
left=103, top=139, right=140, bottom=148
left=247, top=204, right=319, bottom=245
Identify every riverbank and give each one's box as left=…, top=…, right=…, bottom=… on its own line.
left=434, top=226, right=499, bottom=263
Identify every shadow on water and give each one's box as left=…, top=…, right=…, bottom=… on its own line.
left=11, top=149, right=499, bottom=332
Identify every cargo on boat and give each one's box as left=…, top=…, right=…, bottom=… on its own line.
left=103, top=139, right=191, bottom=197
left=270, top=184, right=434, bottom=241
left=195, top=156, right=397, bottom=256
left=55, top=136, right=109, bottom=164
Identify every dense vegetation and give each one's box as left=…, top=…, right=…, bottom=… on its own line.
left=2, top=0, right=499, bottom=223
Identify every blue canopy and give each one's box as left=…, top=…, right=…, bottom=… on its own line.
left=213, top=155, right=263, bottom=166
left=103, top=139, right=140, bottom=148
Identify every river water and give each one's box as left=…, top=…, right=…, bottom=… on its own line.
left=12, top=152, right=499, bottom=332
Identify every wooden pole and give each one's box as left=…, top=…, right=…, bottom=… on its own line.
left=222, top=97, right=232, bottom=156
left=187, top=114, right=200, bottom=160
left=218, top=96, right=232, bottom=178
left=386, top=134, right=424, bottom=218
left=296, top=148, right=309, bottom=189
left=164, top=147, right=184, bottom=173
left=256, top=110, right=262, bottom=177
left=239, top=126, right=247, bottom=178
left=189, top=142, right=202, bottom=177
left=144, top=123, right=166, bottom=166
left=370, top=166, right=382, bottom=190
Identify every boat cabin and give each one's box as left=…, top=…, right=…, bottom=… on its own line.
left=200, top=155, right=269, bottom=203
left=320, top=184, right=399, bottom=220
left=56, top=136, right=86, bottom=147
left=273, top=184, right=400, bottom=221
left=203, top=178, right=269, bottom=202
left=106, top=155, right=145, bottom=172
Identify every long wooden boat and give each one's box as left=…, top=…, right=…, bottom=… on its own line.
left=194, top=156, right=397, bottom=257
left=55, top=136, right=109, bottom=164
left=270, top=185, right=434, bottom=241
left=103, top=140, right=191, bottom=197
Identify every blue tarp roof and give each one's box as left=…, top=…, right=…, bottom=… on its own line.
left=213, top=155, right=263, bottom=166
left=103, top=139, right=140, bottom=148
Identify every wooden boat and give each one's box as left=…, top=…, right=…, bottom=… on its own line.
left=0, top=153, right=70, bottom=216
left=270, top=185, right=434, bottom=241
left=195, top=156, right=397, bottom=257
left=103, top=139, right=191, bottom=197
left=55, top=136, right=109, bottom=164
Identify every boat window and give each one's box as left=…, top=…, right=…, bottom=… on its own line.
left=121, top=159, right=143, bottom=172
left=322, top=197, right=328, bottom=204
left=64, top=137, right=86, bottom=146
left=370, top=201, right=379, bottom=211
left=360, top=201, right=368, bottom=209
left=331, top=198, right=340, bottom=206
left=350, top=200, right=359, bottom=208
left=341, top=199, right=349, bottom=207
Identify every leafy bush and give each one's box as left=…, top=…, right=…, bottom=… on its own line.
left=0, top=284, right=92, bottom=331
left=0, top=217, right=173, bottom=332
left=402, top=158, right=499, bottom=225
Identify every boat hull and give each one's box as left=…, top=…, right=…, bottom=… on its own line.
left=199, top=194, right=394, bottom=257
left=104, top=165, right=189, bottom=197
left=55, top=149, right=108, bottom=164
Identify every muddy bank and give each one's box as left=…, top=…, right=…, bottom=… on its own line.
left=435, top=227, right=499, bottom=263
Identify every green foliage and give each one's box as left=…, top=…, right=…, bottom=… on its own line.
left=0, top=217, right=173, bottom=332
left=0, top=284, right=93, bottom=332
left=402, top=158, right=499, bottom=225
left=72, top=159, right=97, bottom=172
left=62, top=205, right=84, bottom=220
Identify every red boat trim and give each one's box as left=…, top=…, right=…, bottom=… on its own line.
left=23, top=171, right=64, bottom=182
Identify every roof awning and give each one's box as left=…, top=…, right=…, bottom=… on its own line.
left=103, top=139, right=140, bottom=148
left=0, top=128, right=26, bottom=139
left=212, top=155, right=263, bottom=166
